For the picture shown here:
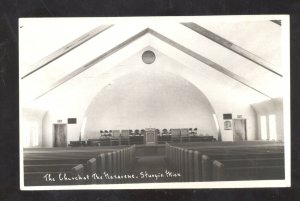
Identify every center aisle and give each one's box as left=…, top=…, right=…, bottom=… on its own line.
left=129, top=156, right=181, bottom=183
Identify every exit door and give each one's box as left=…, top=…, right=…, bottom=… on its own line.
left=233, top=119, right=247, bottom=141
left=53, top=124, right=67, bottom=147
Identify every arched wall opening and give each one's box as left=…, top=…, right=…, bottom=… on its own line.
left=38, top=47, right=261, bottom=146
left=83, top=69, right=219, bottom=139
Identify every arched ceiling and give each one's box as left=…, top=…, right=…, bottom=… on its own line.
left=20, top=17, right=283, bottom=109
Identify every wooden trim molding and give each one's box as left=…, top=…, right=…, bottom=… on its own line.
left=34, top=28, right=150, bottom=100
left=149, top=28, right=271, bottom=98
left=22, top=25, right=113, bottom=79
left=181, top=22, right=282, bottom=77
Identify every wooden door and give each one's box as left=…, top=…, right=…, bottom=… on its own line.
left=233, top=119, right=247, bottom=141
left=53, top=124, right=67, bottom=147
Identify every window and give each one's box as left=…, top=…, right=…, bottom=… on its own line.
left=260, top=116, right=267, bottom=140
left=269, top=114, right=277, bottom=140
left=260, top=114, right=277, bottom=141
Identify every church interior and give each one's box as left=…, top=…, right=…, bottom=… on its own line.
left=19, top=17, right=288, bottom=187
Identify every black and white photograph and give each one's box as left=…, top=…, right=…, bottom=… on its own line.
left=19, top=16, right=290, bottom=190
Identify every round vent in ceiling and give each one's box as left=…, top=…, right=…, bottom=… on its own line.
left=142, top=50, right=156, bottom=64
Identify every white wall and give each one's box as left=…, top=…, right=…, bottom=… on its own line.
left=211, top=98, right=258, bottom=141
left=41, top=106, right=86, bottom=147
left=83, top=70, right=218, bottom=139
left=20, top=19, right=284, bottom=147
left=251, top=98, right=284, bottom=141
left=21, top=107, right=46, bottom=147
left=36, top=48, right=266, bottom=146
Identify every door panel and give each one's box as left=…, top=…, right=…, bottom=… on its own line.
left=54, top=124, right=67, bottom=147
left=233, top=119, right=247, bottom=141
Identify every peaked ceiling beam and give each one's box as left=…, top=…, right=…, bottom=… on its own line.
left=148, top=28, right=271, bottom=98
left=22, top=24, right=113, bottom=79
left=32, top=27, right=271, bottom=100
left=33, top=28, right=149, bottom=100
left=271, top=20, right=281, bottom=26
left=181, top=22, right=282, bottom=77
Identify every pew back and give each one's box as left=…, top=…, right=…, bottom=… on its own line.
left=165, top=141, right=284, bottom=182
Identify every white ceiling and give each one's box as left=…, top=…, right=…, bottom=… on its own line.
left=19, top=17, right=284, bottom=110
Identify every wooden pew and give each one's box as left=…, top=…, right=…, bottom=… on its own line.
left=24, top=171, right=74, bottom=186
left=23, top=145, right=136, bottom=186
left=212, top=160, right=284, bottom=181
left=71, top=164, right=86, bottom=184
left=189, top=136, right=214, bottom=142
left=86, top=158, right=97, bottom=184
left=171, top=140, right=283, bottom=147
left=201, top=152, right=284, bottom=181
left=87, top=139, right=101, bottom=146
left=157, top=135, right=172, bottom=144
left=129, top=135, right=144, bottom=145
left=24, top=164, right=76, bottom=172
left=24, top=161, right=91, bottom=186
left=24, top=148, right=125, bottom=161
left=69, top=141, right=86, bottom=147
left=99, top=137, right=111, bottom=146
left=24, top=155, right=98, bottom=186
left=24, top=158, right=92, bottom=165
left=96, top=153, right=106, bottom=184
left=165, top=142, right=284, bottom=182
left=198, top=146, right=283, bottom=181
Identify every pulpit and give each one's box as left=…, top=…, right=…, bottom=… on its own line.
left=144, top=128, right=157, bottom=144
